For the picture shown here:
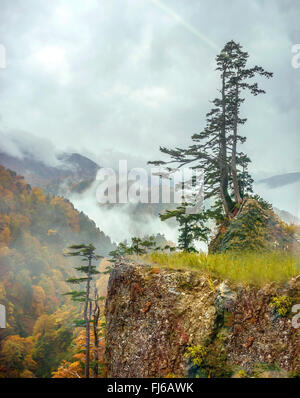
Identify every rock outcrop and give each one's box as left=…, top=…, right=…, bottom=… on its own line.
left=105, top=259, right=300, bottom=378
left=209, top=198, right=298, bottom=253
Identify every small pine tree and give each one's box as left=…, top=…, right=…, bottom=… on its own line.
left=160, top=203, right=209, bottom=252
left=109, top=241, right=129, bottom=261
left=109, top=236, right=157, bottom=258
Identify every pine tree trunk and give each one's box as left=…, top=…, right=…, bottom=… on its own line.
left=231, top=81, right=242, bottom=204
left=84, top=256, right=92, bottom=378
left=92, top=298, right=100, bottom=378
left=220, top=68, right=234, bottom=216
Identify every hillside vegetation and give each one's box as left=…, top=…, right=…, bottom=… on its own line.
left=209, top=198, right=299, bottom=254
left=0, top=166, right=113, bottom=377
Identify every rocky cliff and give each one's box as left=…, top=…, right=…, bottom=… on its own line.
left=105, top=259, right=300, bottom=378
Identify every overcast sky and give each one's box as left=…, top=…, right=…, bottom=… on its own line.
left=0, top=0, right=299, bottom=171
left=0, top=0, right=299, bottom=220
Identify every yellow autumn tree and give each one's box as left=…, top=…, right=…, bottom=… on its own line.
left=52, top=323, right=106, bottom=378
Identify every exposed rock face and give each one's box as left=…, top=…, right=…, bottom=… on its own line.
left=105, top=259, right=300, bottom=378
left=226, top=280, right=300, bottom=374
left=105, top=260, right=218, bottom=377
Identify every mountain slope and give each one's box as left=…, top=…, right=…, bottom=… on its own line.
left=0, top=165, right=114, bottom=334
left=0, top=151, right=100, bottom=195
left=0, top=166, right=116, bottom=377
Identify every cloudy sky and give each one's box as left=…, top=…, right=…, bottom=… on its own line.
left=0, top=0, right=299, bottom=219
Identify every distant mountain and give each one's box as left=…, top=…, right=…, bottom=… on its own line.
left=274, top=207, right=300, bottom=225
left=257, top=172, right=300, bottom=188
left=0, top=151, right=100, bottom=195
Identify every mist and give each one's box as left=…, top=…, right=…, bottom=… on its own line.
left=0, top=130, right=64, bottom=167
left=254, top=180, right=300, bottom=221
left=69, top=178, right=179, bottom=245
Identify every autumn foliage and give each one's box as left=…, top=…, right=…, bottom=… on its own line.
left=0, top=166, right=112, bottom=377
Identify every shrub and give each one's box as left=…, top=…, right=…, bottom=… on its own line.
left=270, top=296, right=292, bottom=317
left=185, top=345, right=208, bottom=367
left=235, top=369, right=248, bottom=378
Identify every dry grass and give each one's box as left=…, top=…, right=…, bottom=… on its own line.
left=144, top=251, right=300, bottom=286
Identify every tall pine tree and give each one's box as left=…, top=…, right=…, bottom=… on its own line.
left=222, top=41, right=273, bottom=203
left=149, top=40, right=273, bottom=220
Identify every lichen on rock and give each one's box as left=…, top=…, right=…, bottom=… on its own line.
left=104, top=258, right=300, bottom=378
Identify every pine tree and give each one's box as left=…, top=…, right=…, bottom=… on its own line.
left=91, top=283, right=105, bottom=378
left=160, top=203, right=209, bottom=252
left=221, top=40, right=273, bottom=203
left=109, top=236, right=156, bottom=258
left=149, top=40, right=272, bottom=220
left=109, top=241, right=129, bottom=261
left=64, top=244, right=101, bottom=378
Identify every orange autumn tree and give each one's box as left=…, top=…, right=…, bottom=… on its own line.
left=52, top=311, right=106, bottom=378
left=0, top=335, right=37, bottom=378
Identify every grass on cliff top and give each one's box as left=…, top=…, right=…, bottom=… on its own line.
left=145, top=251, right=300, bottom=286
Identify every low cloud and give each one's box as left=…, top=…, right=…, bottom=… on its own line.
left=0, top=130, right=62, bottom=167
left=69, top=178, right=179, bottom=245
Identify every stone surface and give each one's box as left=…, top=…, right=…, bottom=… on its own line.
left=105, top=259, right=300, bottom=378
left=105, top=260, right=219, bottom=377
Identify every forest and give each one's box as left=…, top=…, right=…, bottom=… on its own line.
left=0, top=39, right=299, bottom=379
left=0, top=165, right=113, bottom=377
